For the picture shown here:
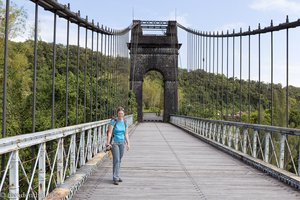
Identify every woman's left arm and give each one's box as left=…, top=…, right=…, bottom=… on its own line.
left=125, top=128, right=130, bottom=151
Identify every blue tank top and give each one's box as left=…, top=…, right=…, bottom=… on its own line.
left=110, top=119, right=128, bottom=142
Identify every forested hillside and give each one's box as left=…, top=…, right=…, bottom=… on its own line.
left=0, top=39, right=131, bottom=137
left=143, top=68, right=300, bottom=128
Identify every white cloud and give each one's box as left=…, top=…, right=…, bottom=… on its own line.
left=163, top=11, right=191, bottom=27
left=250, top=0, right=300, bottom=14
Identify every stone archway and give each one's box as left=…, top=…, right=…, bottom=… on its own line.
left=128, top=20, right=181, bottom=122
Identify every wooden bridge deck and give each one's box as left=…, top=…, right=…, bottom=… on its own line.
left=72, top=123, right=300, bottom=200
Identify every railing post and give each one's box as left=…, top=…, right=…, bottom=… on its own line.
left=93, top=127, right=98, bottom=156
left=103, top=125, right=107, bottom=148
left=279, top=134, right=286, bottom=169
left=217, top=124, right=221, bottom=142
left=235, top=128, right=240, bottom=151
left=57, top=138, right=64, bottom=185
left=264, top=132, right=270, bottom=163
left=87, top=129, right=92, bottom=161
left=97, top=126, right=102, bottom=152
left=80, top=131, right=85, bottom=166
left=209, top=123, right=213, bottom=139
left=208, top=122, right=211, bottom=138
left=212, top=123, right=217, bottom=140
left=222, top=125, right=226, bottom=145
left=70, top=134, right=76, bottom=175
left=105, top=124, right=109, bottom=143
left=193, top=119, right=195, bottom=132
left=203, top=121, right=206, bottom=136
left=199, top=121, right=203, bottom=135
left=39, top=143, right=46, bottom=199
left=9, top=151, right=19, bottom=200
left=253, top=131, right=258, bottom=158
left=228, top=126, right=233, bottom=148
left=243, top=129, right=248, bottom=154
left=205, top=122, right=209, bottom=137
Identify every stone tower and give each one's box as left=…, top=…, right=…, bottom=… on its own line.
left=128, top=20, right=181, bottom=122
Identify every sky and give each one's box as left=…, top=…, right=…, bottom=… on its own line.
left=12, top=0, right=300, bottom=86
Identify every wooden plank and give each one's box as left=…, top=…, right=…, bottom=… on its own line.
left=72, top=122, right=300, bottom=200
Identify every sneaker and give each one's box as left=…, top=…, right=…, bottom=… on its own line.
left=113, top=180, right=119, bottom=185
left=119, top=178, right=123, bottom=182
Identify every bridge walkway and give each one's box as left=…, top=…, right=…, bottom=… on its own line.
left=72, top=122, right=300, bottom=200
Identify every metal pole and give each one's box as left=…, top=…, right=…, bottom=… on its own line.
left=233, top=31, right=235, bottom=118
left=52, top=13, right=56, bottom=129
left=32, top=2, right=39, bottom=170
left=286, top=23, right=289, bottom=127
left=200, top=35, right=202, bottom=70
left=248, top=27, right=251, bottom=123
left=205, top=35, right=208, bottom=113
left=104, top=33, right=107, bottom=118
left=90, top=25, right=94, bottom=122
left=187, top=32, right=189, bottom=71
left=114, top=34, right=117, bottom=109
left=50, top=12, right=57, bottom=189
left=239, top=29, right=242, bottom=121
left=65, top=9, right=70, bottom=126
left=213, top=36, right=215, bottom=119
left=206, top=35, right=208, bottom=72
left=1, top=0, right=10, bottom=181
left=84, top=17, right=88, bottom=123
left=76, top=12, right=80, bottom=124
left=202, top=35, right=205, bottom=71
left=209, top=35, right=212, bottom=117
left=108, top=32, right=111, bottom=117
left=96, top=24, right=99, bottom=121
left=221, top=34, right=224, bottom=120
left=9, top=151, right=19, bottom=200
left=271, top=21, right=274, bottom=126
left=216, top=35, right=219, bottom=119
left=100, top=31, right=103, bottom=119
left=226, top=33, right=229, bottom=119
left=258, top=28, right=261, bottom=124
left=112, top=32, right=115, bottom=114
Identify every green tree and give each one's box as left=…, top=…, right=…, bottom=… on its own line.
left=0, top=0, right=27, bottom=39
left=142, top=70, right=163, bottom=112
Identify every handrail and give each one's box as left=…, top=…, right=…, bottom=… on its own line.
left=177, top=16, right=300, bottom=37
left=0, top=115, right=133, bottom=199
left=171, top=115, right=300, bottom=136
left=30, top=0, right=133, bottom=35
left=170, top=115, right=300, bottom=183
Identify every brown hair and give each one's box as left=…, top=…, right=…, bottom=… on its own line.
left=116, top=106, right=125, bottom=113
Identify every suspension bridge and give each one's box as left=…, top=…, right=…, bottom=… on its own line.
left=0, top=0, right=300, bottom=199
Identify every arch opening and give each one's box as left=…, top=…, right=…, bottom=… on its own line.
left=143, top=70, right=164, bottom=121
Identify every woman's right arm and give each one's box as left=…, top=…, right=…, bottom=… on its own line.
left=106, top=124, right=113, bottom=146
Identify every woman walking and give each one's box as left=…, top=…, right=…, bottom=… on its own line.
left=106, top=107, right=130, bottom=185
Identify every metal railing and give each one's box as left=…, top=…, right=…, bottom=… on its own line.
left=170, top=115, right=300, bottom=187
left=0, top=115, right=133, bottom=200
